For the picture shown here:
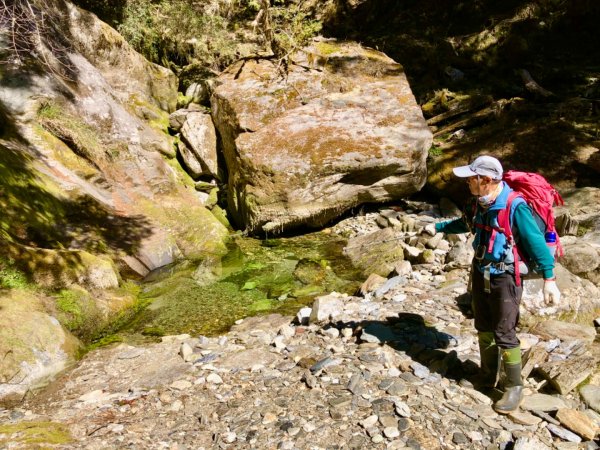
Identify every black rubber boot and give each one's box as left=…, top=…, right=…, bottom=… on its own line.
left=493, top=362, right=524, bottom=414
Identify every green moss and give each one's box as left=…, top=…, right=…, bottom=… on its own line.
left=177, top=92, right=193, bottom=109
left=56, top=289, right=84, bottom=327
left=428, top=144, right=443, bottom=157
left=135, top=198, right=229, bottom=259
left=115, top=280, right=142, bottom=298
left=0, top=144, right=71, bottom=250
left=315, top=41, right=341, bottom=56
left=165, top=157, right=196, bottom=189
left=36, top=101, right=101, bottom=161
left=0, top=257, right=31, bottom=290
left=86, top=334, right=124, bottom=351
left=127, top=94, right=171, bottom=134
left=141, top=326, right=165, bottom=337
left=0, top=421, right=72, bottom=446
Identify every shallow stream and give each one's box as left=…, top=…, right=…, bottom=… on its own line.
left=116, top=231, right=362, bottom=342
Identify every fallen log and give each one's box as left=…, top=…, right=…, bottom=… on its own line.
left=427, top=95, right=492, bottom=126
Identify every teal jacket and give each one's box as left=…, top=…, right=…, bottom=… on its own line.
left=435, top=182, right=555, bottom=279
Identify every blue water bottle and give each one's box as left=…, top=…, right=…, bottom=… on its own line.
left=545, top=231, right=557, bottom=258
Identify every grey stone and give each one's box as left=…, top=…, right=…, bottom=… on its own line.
left=521, top=394, right=568, bottom=412
left=513, top=436, right=553, bottom=450
left=309, top=294, right=344, bottom=324
left=580, top=385, right=600, bottom=413
left=546, top=423, right=582, bottom=443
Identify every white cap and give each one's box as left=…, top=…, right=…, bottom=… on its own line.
left=453, top=155, right=503, bottom=181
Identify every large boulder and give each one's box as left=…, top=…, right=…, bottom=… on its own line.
left=179, top=111, right=219, bottom=179
left=211, top=40, right=432, bottom=234
left=560, top=243, right=600, bottom=275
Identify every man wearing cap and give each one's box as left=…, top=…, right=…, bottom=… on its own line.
left=423, top=155, right=560, bottom=414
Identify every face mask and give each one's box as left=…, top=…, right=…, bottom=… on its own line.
left=478, top=193, right=496, bottom=208
left=477, top=181, right=503, bottom=208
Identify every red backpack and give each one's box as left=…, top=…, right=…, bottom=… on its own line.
left=497, top=171, right=564, bottom=286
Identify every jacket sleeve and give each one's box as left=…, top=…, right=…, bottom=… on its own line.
left=435, top=217, right=470, bottom=234
left=512, top=202, right=555, bottom=279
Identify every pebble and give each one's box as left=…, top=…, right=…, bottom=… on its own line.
left=206, top=373, right=223, bottom=384
left=371, top=434, right=384, bottom=444
left=170, top=380, right=192, bottom=390
left=383, top=427, right=400, bottom=438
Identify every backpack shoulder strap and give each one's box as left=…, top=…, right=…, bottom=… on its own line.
left=497, top=191, right=525, bottom=286
left=497, top=191, right=525, bottom=237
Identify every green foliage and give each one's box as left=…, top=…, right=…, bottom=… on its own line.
left=117, top=0, right=238, bottom=71
left=428, top=144, right=443, bottom=157
left=37, top=101, right=61, bottom=120
left=0, top=258, right=30, bottom=290
left=177, top=92, right=193, bottom=109
left=114, top=0, right=322, bottom=75
left=37, top=101, right=101, bottom=162
left=270, top=3, right=322, bottom=58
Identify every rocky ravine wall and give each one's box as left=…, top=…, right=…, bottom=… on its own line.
left=0, top=0, right=228, bottom=405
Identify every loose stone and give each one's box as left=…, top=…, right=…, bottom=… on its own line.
left=383, top=426, right=400, bottom=438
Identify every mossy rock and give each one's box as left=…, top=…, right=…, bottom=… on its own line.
left=345, top=228, right=405, bottom=277
left=0, top=290, right=81, bottom=406
left=10, top=245, right=119, bottom=290
left=293, top=258, right=328, bottom=285
left=136, top=198, right=229, bottom=260
left=0, top=421, right=73, bottom=446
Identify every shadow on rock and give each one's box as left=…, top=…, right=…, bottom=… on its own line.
left=338, top=312, right=476, bottom=382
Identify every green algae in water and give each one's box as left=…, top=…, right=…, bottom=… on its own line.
left=119, top=231, right=361, bottom=339
left=0, top=421, right=73, bottom=446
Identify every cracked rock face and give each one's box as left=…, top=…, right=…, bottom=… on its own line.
left=211, top=40, right=432, bottom=235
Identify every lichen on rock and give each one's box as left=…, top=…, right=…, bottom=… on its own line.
left=211, top=39, right=432, bottom=235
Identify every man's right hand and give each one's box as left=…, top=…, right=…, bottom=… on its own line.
left=543, top=279, right=561, bottom=305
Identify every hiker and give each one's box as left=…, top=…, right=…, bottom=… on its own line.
left=423, top=155, right=561, bottom=414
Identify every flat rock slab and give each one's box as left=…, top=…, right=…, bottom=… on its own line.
left=230, top=314, right=292, bottom=333
left=508, top=410, right=542, bottom=426
left=556, top=408, right=599, bottom=440
left=521, top=394, right=568, bottom=412
left=216, top=348, right=281, bottom=371
left=531, top=320, right=596, bottom=343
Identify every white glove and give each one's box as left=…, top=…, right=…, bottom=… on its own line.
left=543, top=279, right=561, bottom=305
left=422, top=223, right=437, bottom=236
